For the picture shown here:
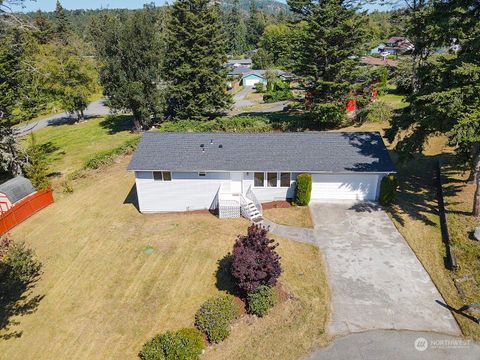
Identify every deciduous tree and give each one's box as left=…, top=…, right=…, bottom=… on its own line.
left=231, top=224, right=282, bottom=293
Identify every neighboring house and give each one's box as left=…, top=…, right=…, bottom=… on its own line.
left=226, top=58, right=253, bottom=68
left=371, top=37, right=414, bottom=56
left=370, top=44, right=386, bottom=55
left=239, top=69, right=292, bottom=86
left=0, top=176, right=36, bottom=213
left=128, top=132, right=396, bottom=219
left=228, top=66, right=252, bottom=77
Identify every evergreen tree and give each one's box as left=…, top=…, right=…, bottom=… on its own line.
left=54, top=0, right=71, bottom=43
left=90, top=6, right=165, bottom=131
left=33, top=10, right=54, bottom=44
left=246, top=1, right=266, bottom=48
left=163, top=0, right=232, bottom=121
left=288, top=0, right=366, bottom=126
left=224, top=0, right=248, bottom=55
left=387, top=0, right=480, bottom=216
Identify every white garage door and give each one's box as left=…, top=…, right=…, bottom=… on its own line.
left=311, top=174, right=380, bottom=201
left=243, top=78, right=261, bottom=86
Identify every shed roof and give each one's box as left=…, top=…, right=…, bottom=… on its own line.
left=0, top=176, right=36, bottom=204
left=128, top=132, right=396, bottom=173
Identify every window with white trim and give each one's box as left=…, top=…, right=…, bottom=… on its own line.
left=267, top=172, right=278, bottom=187
left=254, top=172, right=264, bottom=187
left=153, top=171, right=172, bottom=181
left=280, top=172, right=291, bottom=187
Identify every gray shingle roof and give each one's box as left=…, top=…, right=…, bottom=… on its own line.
left=128, top=132, right=396, bottom=173
left=0, top=176, right=36, bottom=204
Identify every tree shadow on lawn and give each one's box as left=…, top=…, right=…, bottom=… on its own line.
left=99, top=115, right=134, bottom=135
left=0, top=269, right=44, bottom=340
left=215, top=254, right=243, bottom=298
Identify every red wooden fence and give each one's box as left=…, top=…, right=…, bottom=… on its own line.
left=0, top=188, right=54, bottom=236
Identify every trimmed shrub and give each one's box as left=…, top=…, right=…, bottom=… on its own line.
left=247, top=285, right=277, bottom=317
left=356, top=101, right=393, bottom=124
left=254, top=82, right=265, bottom=93
left=139, top=328, right=204, bottom=360
left=379, top=175, right=398, bottom=206
left=158, top=116, right=272, bottom=133
left=295, top=173, right=312, bottom=206
left=231, top=225, right=282, bottom=293
left=194, top=295, right=241, bottom=343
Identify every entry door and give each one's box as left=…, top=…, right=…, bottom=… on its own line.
left=230, top=172, right=243, bottom=195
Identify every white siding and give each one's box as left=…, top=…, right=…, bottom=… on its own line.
left=311, top=174, right=381, bottom=201
left=135, top=171, right=230, bottom=212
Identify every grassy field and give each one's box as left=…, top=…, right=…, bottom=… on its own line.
left=263, top=206, right=314, bottom=229
left=20, top=115, right=139, bottom=179
left=0, top=157, right=329, bottom=359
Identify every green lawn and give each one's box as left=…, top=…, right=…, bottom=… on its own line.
left=20, top=115, right=139, bottom=179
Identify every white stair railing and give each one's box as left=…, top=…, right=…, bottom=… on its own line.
left=246, top=185, right=262, bottom=215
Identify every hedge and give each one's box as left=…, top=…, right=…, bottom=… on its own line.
left=194, top=295, right=241, bottom=343
left=247, top=285, right=277, bottom=317
left=295, top=173, right=312, bottom=206
left=139, top=328, right=204, bottom=360
left=83, top=137, right=140, bottom=170
left=379, top=175, right=397, bottom=206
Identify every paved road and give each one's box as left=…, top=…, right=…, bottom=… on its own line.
left=14, top=99, right=111, bottom=137
left=229, top=86, right=289, bottom=114
left=305, top=330, right=480, bottom=360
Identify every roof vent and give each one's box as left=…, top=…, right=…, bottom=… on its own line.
left=210, top=139, right=213, bottom=144
left=200, top=144, right=204, bottom=148
left=219, top=144, right=223, bottom=149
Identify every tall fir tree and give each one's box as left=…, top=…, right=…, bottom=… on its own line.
left=288, top=0, right=366, bottom=125
left=224, top=0, right=248, bottom=55
left=90, top=6, right=166, bottom=131
left=33, top=10, right=54, bottom=44
left=54, top=0, right=71, bottom=43
left=246, top=1, right=266, bottom=48
left=163, top=0, right=232, bottom=120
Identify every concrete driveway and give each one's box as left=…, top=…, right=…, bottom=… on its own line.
left=309, top=202, right=460, bottom=336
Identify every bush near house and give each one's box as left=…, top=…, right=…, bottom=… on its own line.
left=294, top=174, right=312, bottom=206
left=194, top=295, right=241, bottom=344
left=139, top=328, right=205, bottom=360
left=231, top=224, right=282, bottom=294
left=379, top=175, right=397, bottom=206
left=247, top=285, right=277, bottom=317
left=254, top=82, right=265, bottom=93
left=356, top=101, right=393, bottom=124
left=158, top=116, right=272, bottom=133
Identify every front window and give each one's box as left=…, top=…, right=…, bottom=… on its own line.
left=280, top=172, right=291, bottom=187
left=153, top=171, right=172, bottom=181
left=267, top=172, right=278, bottom=187
left=254, top=172, right=264, bottom=187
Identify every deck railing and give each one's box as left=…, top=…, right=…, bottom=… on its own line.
left=246, top=186, right=262, bottom=215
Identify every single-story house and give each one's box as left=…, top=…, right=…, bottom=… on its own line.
left=240, top=69, right=293, bottom=87
left=128, top=132, right=396, bottom=219
left=0, top=176, right=36, bottom=213
left=228, top=66, right=252, bottom=77
left=226, top=58, right=252, bottom=68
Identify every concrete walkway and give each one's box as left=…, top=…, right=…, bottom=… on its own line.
left=262, top=202, right=460, bottom=337
left=14, top=99, right=111, bottom=137
left=306, top=330, right=480, bottom=360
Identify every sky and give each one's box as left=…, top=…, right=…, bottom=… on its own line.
left=11, top=0, right=393, bottom=12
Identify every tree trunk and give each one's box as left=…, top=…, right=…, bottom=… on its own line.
left=467, top=143, right=479, bottom=183
left=132, top=110, right=142, bottom=133
left=473, top=151, right=480, bottom=217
